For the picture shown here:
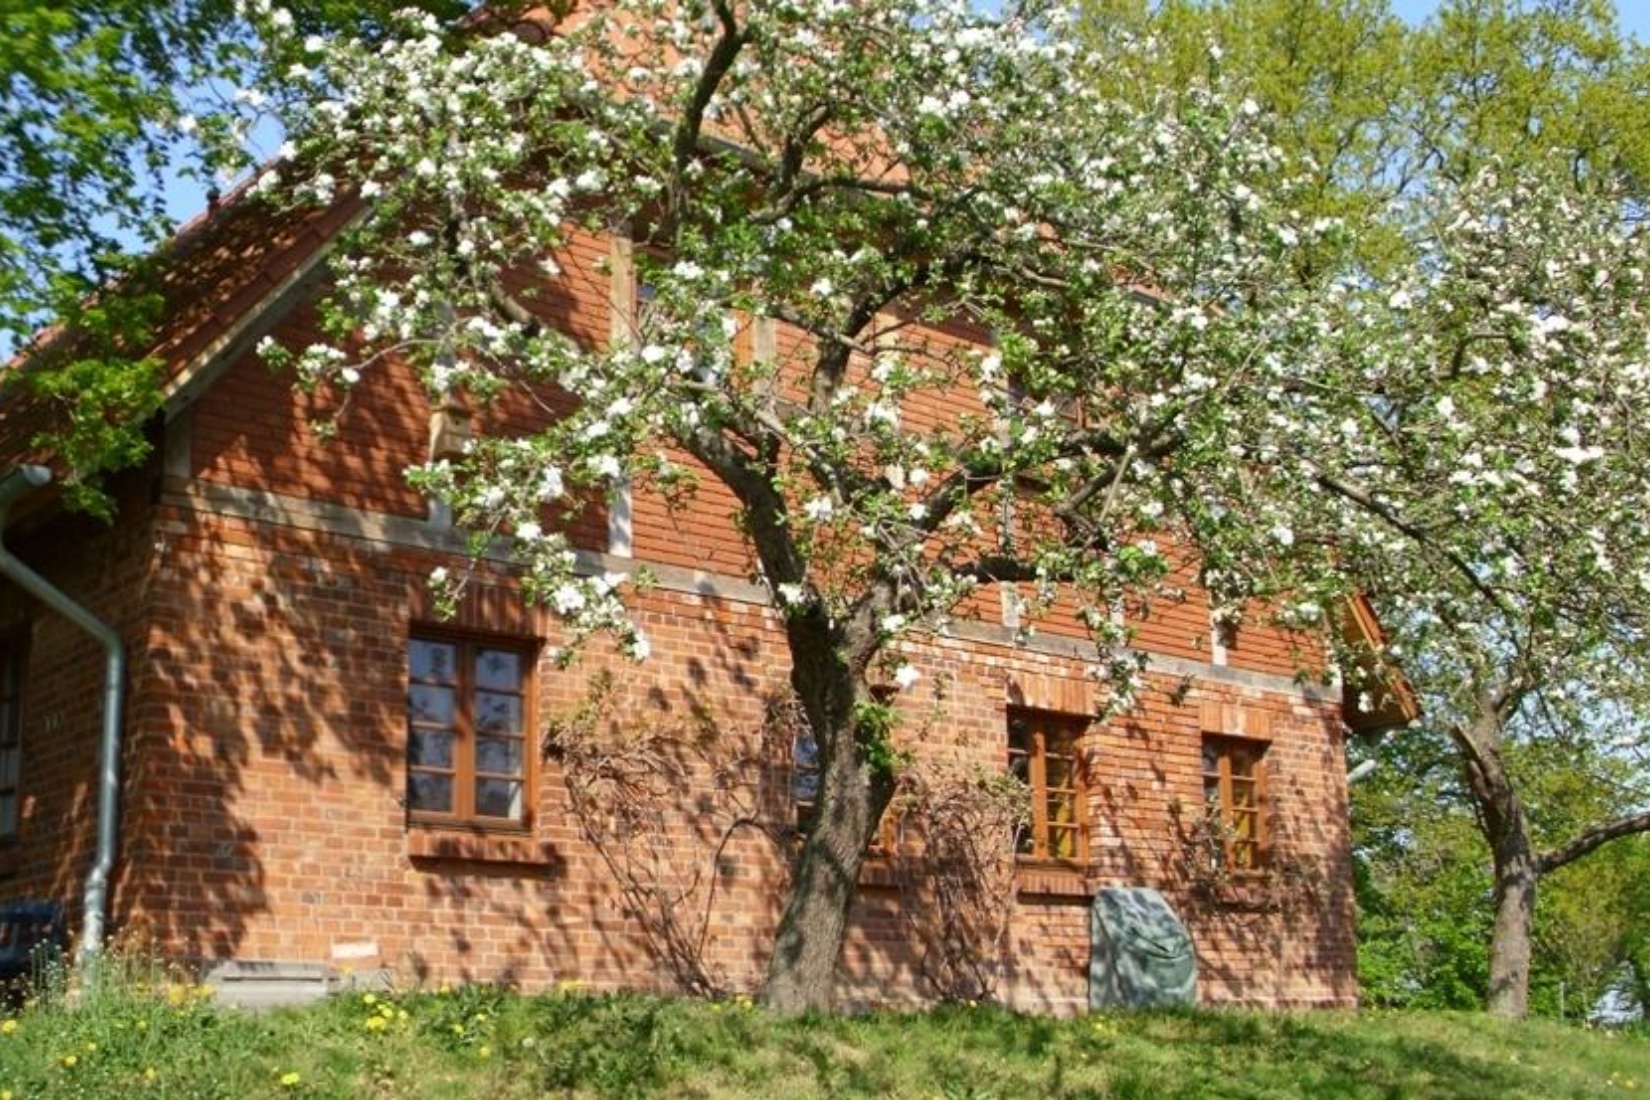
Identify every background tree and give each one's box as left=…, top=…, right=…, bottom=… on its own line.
left=1355, top=725, right=1650, bottom=1018
left=0, top=0, right=465, bottom=511
left=1080, top=0, right=1650, bottom=1018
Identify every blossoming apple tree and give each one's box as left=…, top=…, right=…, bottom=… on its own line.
left=242, top=0, right=1650, bottom=1013
left=1315, top=164, right=1650, bottom=1017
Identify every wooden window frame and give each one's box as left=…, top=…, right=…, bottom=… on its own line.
left=406, top=630, right=536, bottom=832
left=0, top=636, right=26, bottom=844
left=1201, top=735, right=1269, bottom=874
left=1007, top=707, right=1089, bottom=863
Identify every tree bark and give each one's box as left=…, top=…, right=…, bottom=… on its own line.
left=761, top=609, right=893, bottom=1016
left=1537, top=810, right=1650, bottom=874
left=762, top=719, right=893, bottom=1014
left=1486, top=844, right=1538, bottom=1018
left=1450, top=696, right=1538, bottom=1019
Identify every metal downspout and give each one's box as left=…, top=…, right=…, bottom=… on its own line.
left=0, top=465, right=125, bottom=961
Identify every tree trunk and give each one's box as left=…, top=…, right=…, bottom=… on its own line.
left=763, top=731, right=892, bottom=1014
left=1451, top=699, right=1538, bottom=1019
left=1486, top=842, right=1537, bottom=1018
left=761, top=610, right=893, bottom=1016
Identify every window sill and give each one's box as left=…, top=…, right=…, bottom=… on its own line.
left=1014, top=861, right=1092, bottom=899
left=1190, top=872, right=1277, bottom=909
left=406, top=825, right=553, bottom=866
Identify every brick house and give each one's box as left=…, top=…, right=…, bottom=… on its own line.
left=0, top=184, right=1408, bottom=1014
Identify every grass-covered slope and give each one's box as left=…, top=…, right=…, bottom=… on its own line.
left=0, top=978, right=1644, bottom=1098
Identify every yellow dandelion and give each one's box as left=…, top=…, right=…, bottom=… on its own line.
left=362, top=993, right=377, bottom=1006
left=85, top=1040, right=99, bottom=1052
left=0, top=1019, right=16, bottom=1036
left=279, top=1070, right=302, bottom=1087
left=135, top=1020, right=148, bottom=1032
left=397, top=1009, right=410, bottom=1022
left=3, top=1088, right=12, bottom=1100
left=364, top=1016, right=388, bottom=1033
left=477, top=1045, right=492, bottom=1060
left=61, top=1054, right=78, bottom=1069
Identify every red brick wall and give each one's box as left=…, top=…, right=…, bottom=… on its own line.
left=91, top=484, right=1352, bottom=1009
left=0, top=471, right=160, bottom=936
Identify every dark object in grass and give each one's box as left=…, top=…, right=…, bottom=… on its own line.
left=0, top=899, right=66, bottom=1002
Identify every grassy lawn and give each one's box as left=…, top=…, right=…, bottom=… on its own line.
left=0, top=977, right=1644, bottom=1098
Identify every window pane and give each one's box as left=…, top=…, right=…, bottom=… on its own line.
left=792, top=770, right=820, bottom=804
left=1202, top=743, right=1220, bottom=774
left=475, top=649, right=522, bottom=692
left=410, top=640, right=457, bottom=684
left=475, top=778, right=523, bottom=819
left=0, top=793, right=14, bottom=835
left=1049, top=825, right=1077, bottom=859
left=1008, top=750, right=1029, bottom=786
left=408, top=684, right=455, bottom=726
left=1047, top=727, right=1079, bottom=756
left=474, top=692, right=522, bottom=734
left=408, top=772, right=453, bottom=814
left=476, top=736, right=523, bottom=776
left=408, top=729, right=454, bottom=769
left=1046, top=757, right=1073, bottom=790
left=1008, top=714, right=1033, bottom=755
left=793, top=733, right=818, bottom=770
left=1049, top=792, right=1076, bottom=826
left=1014, top=823, right=1034, bottom=855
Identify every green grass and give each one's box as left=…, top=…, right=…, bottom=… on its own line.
left=0, top=976, right=1645, bottom=1099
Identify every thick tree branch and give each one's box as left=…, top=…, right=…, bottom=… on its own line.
left=678, top=422, right=807, bottom=589
left=1536, top=810, right=1650, bottom=874
left=806, top=257, right=938, bottom=415
left=672, top=0, right=748, bottom=187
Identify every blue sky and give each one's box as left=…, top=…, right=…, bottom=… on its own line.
left=1391, top=0, right=1650, bottom=41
